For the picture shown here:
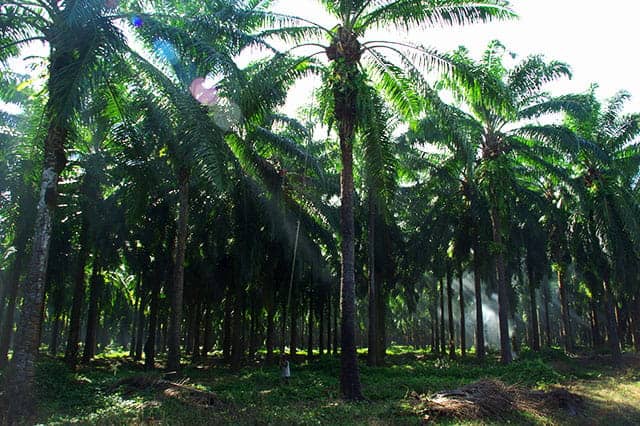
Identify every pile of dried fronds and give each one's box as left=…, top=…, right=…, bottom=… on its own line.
left=409, top=379, right=583, bottom=422
left=109, top=375, right=227, bottom=409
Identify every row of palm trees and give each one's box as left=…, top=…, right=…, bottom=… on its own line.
left=396, top=41, right=640, bottom=366
left=2, top=0, right=639, bottom=420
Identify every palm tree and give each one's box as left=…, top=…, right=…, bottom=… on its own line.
left=0, top=1, right=142, bottom=412
left=565, top=89, right=640, bottom=361
left=399, top=93, right=495, bottom=359
left=259, top=0, right=513, bottom=398
left=440, top=41, right=591, bottom=362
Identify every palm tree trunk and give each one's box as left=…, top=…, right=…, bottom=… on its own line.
left=542, top=275, right=552, bottom=347
left=376, top=285, right=386, bottom=363
left=49, top=288, right=64, bottom=355
left=144, top=279, right=160, bottom=370
left=167, top=169, right=189, bottom=371
left=367, top=195, right=377, bottom=366
left=590, top=299, right=603, bottom=348
left=603, top=278, right=621, bottom=362
left=527, top=266, right=540, bottom=351
left=223, top=291, right=232, bottom=362
left=439, top=278, right=445, bottom=355
left=431, top=297, right=439, bottom=354
left=557, top=266, right=573, bottom=352
left=231, top=278, right=243, bottom=370
left=459, top=270, right=466, bottom=357
left=135, top=281, right=146, bottom=361
left=631, top=296, right=640, bottom=353
left=64, top=218, right=89, bottom=367
left=446, top=267, right=455, bottom=358
left=289, top=296, right=298, bottom=358
left=307, top=296, right=314, bottom=360
left=332, top=290, right=338, bottom=356
left=473, top=252, right=485, bottom=360
left=318, top=300, right=325, bottom=356
left=202, top=305, right=213, bottom=358
left=191, top=302, right=202, bottom=363
left=4, top=120, right=67, bottom=416
left=129, top=274, right=141, bottom=358
left=331, top=42, right=364, bottom=399
left=489, top=205, right=512, bottom=364
left=248, top=300, right=259, bottom=359
left=0, top=254, right=24, bottom=367
left=82, top=255, right=102, bottom=362
left=266, top=304, right=275, bottom=363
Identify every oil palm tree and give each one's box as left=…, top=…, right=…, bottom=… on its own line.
left=258, top=0, right=514, bottom=398
left=439, top=41, right=591, bottom=363
left=0, top=1, right=140, bottom=412
left=565, top=89, right=640, bottom=361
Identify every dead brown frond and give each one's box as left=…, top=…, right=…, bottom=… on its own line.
left=110, top=375, right=227, bottom=409
left=409, top=379, right=584, bottom=422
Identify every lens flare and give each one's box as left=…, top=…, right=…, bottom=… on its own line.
left=189, top=77, right=219, bottom=106
left=211, top=100, right=242, bottom=131
left=153, top=39, right=179, bottom=65
left=131, top=16, right=143, bottom=28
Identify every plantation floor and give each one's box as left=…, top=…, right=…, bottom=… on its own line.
left=7, top=347, right=640, bottom=425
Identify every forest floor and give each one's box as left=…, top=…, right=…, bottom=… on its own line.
left=4, top=346, right=640, bottom=425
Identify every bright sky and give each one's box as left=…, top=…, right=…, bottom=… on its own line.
left=271, top=0, right=640, bottom=114
left=2, top=0, right=639, bottom=116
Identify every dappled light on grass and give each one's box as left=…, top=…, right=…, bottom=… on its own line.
left=24, top=349, right=640, bottom=424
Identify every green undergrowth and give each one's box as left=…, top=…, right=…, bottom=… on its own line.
left=10, top=346, right=638, bottom=425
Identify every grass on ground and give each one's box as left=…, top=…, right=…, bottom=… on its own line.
left=5, top=346, right=640, bottom=425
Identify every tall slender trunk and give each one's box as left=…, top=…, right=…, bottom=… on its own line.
left=280, top=297, right=287, bottom=355
left=527, top=266, right=540, bottom=351
left=332, top=290, right=338, bottom=356
left=191, top=302, right=202, bottom=363
left=167, top=169, right=189, bottom=371
left=289, top=296, right=298, bottom=358
left=446, top=267, right=455, bottom=358
left=4, top=118, right=68, bottom=417
left=223, top=292, right=232, bottom=362
left=542, top=275, right=552, bottom=347
left=432, top=295, right=439, bottom=354
left=318, top=300, right=325, bottom=356
left=248, top=301, right=258, bottom=359
left=64, top=219, right=90, bottom=366
left=473, top=252, right=485, bottom=360
left=144, top=279, right=160, bottom=370
left=458, top=270, right=466, bottom=357
left=376, top=285, right=386, bottom=363
left=367, top=195, right=377, bottom=366
left=135, top=282, right=146, bottom=361
left=557, top=266, right=573, bottom=353
left=439, top=279, right=445, bottom=355
left=202, top=305, right=212, bottom=358
left=489, top=205, right=512, bottom=364
left=82, top=255, right=102, bottom=362
left=49, top=289, right=64, bottom=355
left=330, top=32, right=363, bottom=399
left=129, top=274, right=141, bottom=358
left=327, top=294, right=333, bottom=355
left=266, top=305, right=275, bottom=363
left=603, top=278, right=621, bottom=362
left=590, top=299, right=603, bottom=348
left=615, top=304, right=626, bottom=346
left=631, top=296, right=640, bottom=353
left=307, top=296, right=314, bottom=360
left=231, top=278, right=243, bottom=370
left=0, top=254, right=24, bottom=367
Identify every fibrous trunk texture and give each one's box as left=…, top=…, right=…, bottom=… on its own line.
left=167, top=169, right=190, bottom=371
